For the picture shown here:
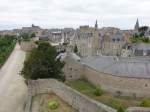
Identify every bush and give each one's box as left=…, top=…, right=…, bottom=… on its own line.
left=140, top=99, right=150, bottom=107
left=94, top=87, right=103, bottom=96
left=48, top=100, right=59, bottom=110
left=74, top=44, right=78, bottom=53
left=117, top=106, right=125, bottom=112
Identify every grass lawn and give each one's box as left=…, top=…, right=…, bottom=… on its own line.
left=65, top=79, right=145, bottom=110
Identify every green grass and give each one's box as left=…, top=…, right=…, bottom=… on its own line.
left=66, top=79, right=145, bottom=110
left=65, top=79, right=98, bottom=97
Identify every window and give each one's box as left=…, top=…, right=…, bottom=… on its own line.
left=112, top=39, right=115, bottom=42
left=117, top=38, right=120, bottom=41
left=145, top=84, right=148, bottom=87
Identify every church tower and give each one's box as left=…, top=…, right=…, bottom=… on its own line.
left=134, top=18, right=139, bottom=33
left=92, top=20, right=100, bottom=56
left=95, top=20, right=98, bottom=29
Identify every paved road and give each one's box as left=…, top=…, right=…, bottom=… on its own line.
left=0, top=43, right=27, bottom=112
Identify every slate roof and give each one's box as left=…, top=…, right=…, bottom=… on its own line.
left=109, top=31, right=124, bottom=41
left=132, top=44, right=150, bottom=50
left=56, top=52, right=81, bottom=61
left=81, top=56, right=150, bottom=78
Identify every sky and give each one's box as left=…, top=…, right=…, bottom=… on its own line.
left=0, top=0, right=150, bottom=30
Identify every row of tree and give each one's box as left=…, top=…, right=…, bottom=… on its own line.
left=130, top=34, right=150, bottom=43
left=18, top=32, right=36, bottom=42
left=0, top=35, right=17, bottom=67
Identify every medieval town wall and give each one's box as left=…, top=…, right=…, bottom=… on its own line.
left=27, top=79, right=116, bottom=112
left=83, top=65, right=150, bottom=97
left=63, top=58, right=150, bottom=97
left=25, top=79, right=150, bottom=112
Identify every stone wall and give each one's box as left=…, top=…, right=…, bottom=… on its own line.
left=25, top=79, right=150, bottom=112
left=83, top=65, right=150, bottom=97
left=127, top=107, right=150, bottom=112
left=28, top=79, right=116, bottom=112
left=63, top=55, right=83, bottom=80
left=62, top=55, right=150, bottom=97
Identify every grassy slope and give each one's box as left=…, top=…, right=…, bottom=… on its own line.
left=66, top=79, right=144, bottom=109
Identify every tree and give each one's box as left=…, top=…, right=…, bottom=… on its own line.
left=20, top=33, right=30, bottom=41
left=0, top=35, right=16, bottom=67
left=30, top=33, right=36, bottom=38
left=117, top=106, right=125, bottom=112
left=21, top=42, right=65, bottom=81
left=74, top=44, right=78, bottom=53
left=139, top=26, right=149, bottom=37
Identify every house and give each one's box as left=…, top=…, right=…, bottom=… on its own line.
left=101, top=31, right=128, bottom=56
left=132, top=44, right=150, bottom=56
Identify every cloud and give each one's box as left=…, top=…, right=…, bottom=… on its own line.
left=0, top=0, right=150, bottom=30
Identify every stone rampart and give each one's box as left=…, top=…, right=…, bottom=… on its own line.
left=127, top=107, right=150, bottom=112
left=28, top=79, right=116, bottom=112
left=83, top=65, right=150, bottom=97
left=25, top=79, right=150, bottom=112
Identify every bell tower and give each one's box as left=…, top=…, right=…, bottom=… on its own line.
left=92, top=20, right=100, bottom=56
left=95, top=20, right=98, bottom=29
left=134, top=18, right=139, bottom=33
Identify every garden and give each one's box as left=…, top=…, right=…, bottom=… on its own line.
left=31, top=93, right=77, bottom=112
left=65, top=79, right=150, bottom=111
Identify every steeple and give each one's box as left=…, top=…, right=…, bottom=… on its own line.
left=95, top=20, right=98, bottom=29
left=134, top=18, right=139, bottom=32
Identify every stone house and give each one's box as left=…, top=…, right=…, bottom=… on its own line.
left=101, top=31, right=129, bottom=56
left=74, top=22, right=130, bottom=57
left=131, top=44, right=150, bottom=56
left=122, top=43, right=150, bottom=57
left=74, top=22, right=102, bottom=57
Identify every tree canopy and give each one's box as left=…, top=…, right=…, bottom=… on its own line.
left=0, top=35, right=16, bottom=67
left=30, top=32, right=36, bottom=38
left=21, top=42, right=65, bottom=81
left=130, top=34, right=150, bottom=43
left=74, top=44, right=78, bottom=53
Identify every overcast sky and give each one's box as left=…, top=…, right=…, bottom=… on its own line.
left=0, top=0, right=150, bottom=30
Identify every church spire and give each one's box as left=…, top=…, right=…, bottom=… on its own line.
left=134, top=18, right=139, bottom=32
left=95, top=20, right=98, bottom=29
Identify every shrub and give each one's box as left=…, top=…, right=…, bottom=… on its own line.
left=140, top=99, right=150, bottom=107
left=94, top=87, right=103, bottom=96
left=74, top=44, right=78, bottom=53
left=116, top=91, right=122, bottom=96
left=48, top=100, right=59, bottom=110
left=117, top=106, right=125, bottom=112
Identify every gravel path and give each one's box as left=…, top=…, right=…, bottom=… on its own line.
left=0, top=43, right=27, bottom=112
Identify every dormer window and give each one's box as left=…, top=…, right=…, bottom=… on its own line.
left=112, top=39, right=115, bottom=42
left=117, top=38, right=120, bottom=41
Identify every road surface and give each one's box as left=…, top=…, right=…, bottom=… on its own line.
left=0, top=43, right=27, bottom=112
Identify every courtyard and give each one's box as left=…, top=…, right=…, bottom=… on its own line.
left=31, top=93, right=78, bottom=112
